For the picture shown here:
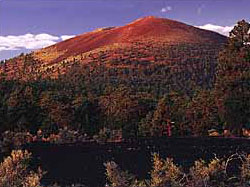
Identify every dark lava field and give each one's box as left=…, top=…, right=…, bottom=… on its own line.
left=11, top=137, right=249, bottom=187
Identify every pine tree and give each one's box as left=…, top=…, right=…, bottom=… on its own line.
left=215, top=20, right=250, bottom=135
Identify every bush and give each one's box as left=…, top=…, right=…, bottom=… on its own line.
left=150, top=153, right=184, bottom=187
left=0, top=131, right=34, bottom=152
left=105, top=161, right=135, bottom=187
left=105, top=153, right=250, bottom=187
left=0, top=129, right=90, bottom=153
left=0, top=150, right=44, bottom=187
left=240, top=154, right=250, bottom=186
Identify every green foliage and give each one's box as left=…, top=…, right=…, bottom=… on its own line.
left=228, top=20, right=250, bottom=50
left=186, top=90, right=219, bottom=136
left=0, top=77, right=100, bottom=136
left=99, top=86, right=140, bottom=131
left=215, top=20, right=250, bottom=135
left=149, top=97, right=168, bottom=136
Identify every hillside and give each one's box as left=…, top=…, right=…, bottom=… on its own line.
left=0, top=17, right=227, bottom=95
left=0, top=16, right=249, bottom=139
left=33, top=16, right=226, bottom=63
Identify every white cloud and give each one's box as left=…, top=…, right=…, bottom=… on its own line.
left=196, top=24, right=234, bottom=36
left=0, top=33, right=76, bottom=52
left=0, top=33, right=60, bottom=51
left=61, top=35, right=75, bottom=41
left=0, top=47, right=13, bottom=51
left=35, top=33, right=59, bottom=41
left=161, top=6, right=172, bottom=13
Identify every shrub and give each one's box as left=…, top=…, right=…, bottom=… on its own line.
left=0, top=131, right=33, bottom=152
left=0, top=129, right=90, bottom=153
left=240, top=154, right=250, bottom=186
left=105, top=161, right=135, bottom=187
left=0, top=150, right=44, bottom=187
left=187, top=158, right=227, bottom=186
left=105, top=153, right=250, bottom=187
left=150, top=153, right=184, bottom=187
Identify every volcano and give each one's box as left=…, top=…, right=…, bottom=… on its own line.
left=33, top=16, right=226, bottom=64
left=1, top=16, right=227, bottom=94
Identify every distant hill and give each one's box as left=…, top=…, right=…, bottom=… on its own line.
left=34, top=16, right=226, bottom=63
left=0, top=16, right=227, bottom=95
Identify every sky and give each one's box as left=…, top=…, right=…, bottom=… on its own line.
left=0, top=0, right=249, bottom=60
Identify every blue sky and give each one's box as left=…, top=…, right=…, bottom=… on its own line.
left=0, top=0, right=249, bottom=60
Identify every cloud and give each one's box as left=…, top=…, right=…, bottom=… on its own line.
left=161, top=6, right=172, bottom=13
left=196, top=24, right=234, bottom=36
left=0, top=33, right=60, bottom=51
left=0, top=47, right=14, bottom=51
left=61, top=35, right=75, bottom=41
left=0, top=33, right=76, bottom=52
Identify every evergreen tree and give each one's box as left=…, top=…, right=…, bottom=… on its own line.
left=215, top=20, right=250, bottom=135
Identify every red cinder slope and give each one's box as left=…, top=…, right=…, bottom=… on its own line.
left=39, top=16, right=227, bottom=63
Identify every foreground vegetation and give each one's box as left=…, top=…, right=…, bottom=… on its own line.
left=105, top=153, right=250, bottom=187
left=0, top=149, right=249, bottom=187
left=0, top=150, right=43, bottom=187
